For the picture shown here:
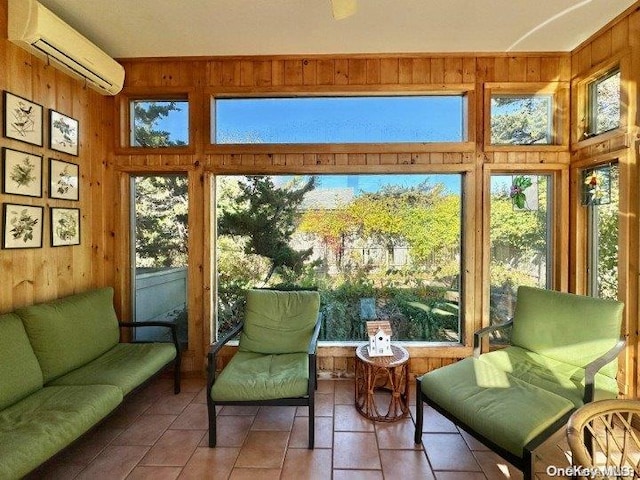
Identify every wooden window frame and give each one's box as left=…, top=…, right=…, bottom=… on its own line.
left=115, top=88, right=198, bottom=155
left=587, top=68, right=621, bottom=138
left=481, top=164, right=569, bottom=339
left=205, top=85, right=476, bottom=155
left=571, top=50, right=630, bottom=150
left=207, top=165, right=479, bottom=357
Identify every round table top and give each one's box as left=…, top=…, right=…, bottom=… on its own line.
left=355, top=343, right=409, bottom=367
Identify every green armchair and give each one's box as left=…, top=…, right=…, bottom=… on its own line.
left=414, top=286, right=625, bottom=480
left=207, top=289, right=321, bottom=449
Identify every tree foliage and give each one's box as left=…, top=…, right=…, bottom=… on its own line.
left=490, top=191, right=548, bottom=253
left=135, top=175, right=188, bottom=268
left=591, top=71, right=620, bottom=135
left=133, top=101, right=186, bottom=147
left=299, top=181, right=460, bottom=266
left=594, top=165, right=619, bottom=299
left=491, top=96, right=550, bottom=145
left=217, top=176, right=317, bottom=283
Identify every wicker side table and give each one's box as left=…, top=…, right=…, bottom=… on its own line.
left=354, top=344, right=410, bottom=422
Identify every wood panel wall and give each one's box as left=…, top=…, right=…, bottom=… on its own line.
left=0, top=0, right=114, bottom=313
left=569, top=5, right=640, bottom=397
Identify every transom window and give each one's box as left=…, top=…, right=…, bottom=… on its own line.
left=587, top=69, right=621, bottom=137
left=212, top=95, right=465, bottom=144
left=130, top=100, right=189, bottom=147
left=490, top=94, right=553, bottom=145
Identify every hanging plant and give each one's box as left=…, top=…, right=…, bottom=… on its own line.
left=510, top=175, right=533, bottom=209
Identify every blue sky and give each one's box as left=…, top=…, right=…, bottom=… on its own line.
left=148, top=96, right=465, bottom=194
left=137, top=100, right=189, bottom=144
left=273, top=174, right=461, bottom=196
left=214, top=96, right=463, bottom=144
left=148, top=95, right=464, bottom=145
left=315, top=174, right=460, bottom=194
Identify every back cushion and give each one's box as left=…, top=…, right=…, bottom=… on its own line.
left=17, top=287, right=120, bottom=383
left=0, top=313, right=43, bottom=410
left=511, top=286, right=624, bottom=377
left=239, top=290, right=320, bottom=354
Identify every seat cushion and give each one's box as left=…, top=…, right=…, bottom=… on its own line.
left=480, top=346, right=619, bottom=408
left=511, top=286, right=623, bottom=378
left=420, top=357, right=574, bottom=457
left=0, top=385, right=122, bottom=480
left=50, top=343, right=176, bottom=395
left=0, top=313, right=43, bottom=411
left=211, top=351, right=309, bottom=402
left=17, top=287, right=120, bottom=383
left=239, top=289, right=320, bottom=354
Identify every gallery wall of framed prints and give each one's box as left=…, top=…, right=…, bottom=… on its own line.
left=1, top=90, right=81, bottom=249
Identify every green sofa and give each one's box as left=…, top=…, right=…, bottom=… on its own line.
left=414, top=286, right=625, bottom=480
left=0, top=287, right=180, bottom=480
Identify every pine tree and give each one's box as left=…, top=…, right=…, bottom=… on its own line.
left=132, top=101, right=185, bottom=147
left=135, top=175, right=188, bottom=268
left=218, top=176, right=316, bottom=283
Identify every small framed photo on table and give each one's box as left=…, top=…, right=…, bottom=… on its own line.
left=50, top=207, right=80, bottom=247
left=49, top=110, right=79, bottom=156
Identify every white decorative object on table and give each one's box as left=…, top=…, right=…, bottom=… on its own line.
left=366, top=320, right=393, bottom=357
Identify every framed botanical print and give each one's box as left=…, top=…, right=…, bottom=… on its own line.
left=2, top=203, right=44, bottom=249
left=51, top=207, right=80, bottom=247
left=49, top=110, right=79, bottom=156
left=2, top=148, right=43, bottom=197
left=3, top=91, right=44, bottom=146
left=49, top=158, right=79, bottom=201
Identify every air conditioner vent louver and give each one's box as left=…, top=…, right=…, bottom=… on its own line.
left=8, top=0, right=124, bottom=96
left=33, top=39, right=115, bottom=90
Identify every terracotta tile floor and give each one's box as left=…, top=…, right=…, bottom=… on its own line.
left=28, top=376, right=572, bottom=480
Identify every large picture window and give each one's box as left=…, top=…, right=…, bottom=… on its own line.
left=215, top=174, right=462, bottom=343
left=212, top=95, right=465, bottom=144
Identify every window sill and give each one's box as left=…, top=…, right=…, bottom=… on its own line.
left=215, top=340, right=472, bottom=358
left=115, top=145, right=196, bottom=156
left=572, top=128, right=628, bottom=151
left=205, top=141, right=476, bottom=155
left=484, top=144, right=568, bottom=152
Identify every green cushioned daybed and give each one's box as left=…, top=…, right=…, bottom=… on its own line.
left=414, top=286, right=625, bottom=480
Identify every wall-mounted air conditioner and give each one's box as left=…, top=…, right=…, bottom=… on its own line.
left=8, top=0, right=125, bottom=96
